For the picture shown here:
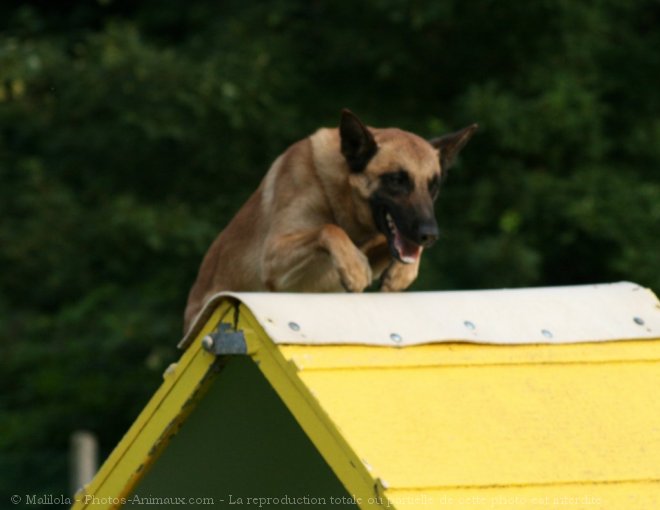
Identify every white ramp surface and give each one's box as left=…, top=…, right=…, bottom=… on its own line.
left=180, top=282, right=660, bottom=348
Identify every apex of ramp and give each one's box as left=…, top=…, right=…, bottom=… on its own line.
left=179, top=281, right=660, bottom=350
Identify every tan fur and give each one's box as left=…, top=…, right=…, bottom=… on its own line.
left=184, top=117, right=472, bottom=333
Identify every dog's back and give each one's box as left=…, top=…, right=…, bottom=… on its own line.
left=184, top=134, right=333, bottom=330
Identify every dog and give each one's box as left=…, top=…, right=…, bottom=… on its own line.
left=183, top=110, right=477, bottom=333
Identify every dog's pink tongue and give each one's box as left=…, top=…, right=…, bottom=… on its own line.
left=394, top=231, right=422, bottom=264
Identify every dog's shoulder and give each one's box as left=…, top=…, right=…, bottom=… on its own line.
left=309, top=126, right=339, bottom=154
left=309, top=127, right=348, bottom=182
left=258, top=131, right=333, bottom=220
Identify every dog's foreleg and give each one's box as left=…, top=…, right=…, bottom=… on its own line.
left=380, top=256, right=421, bottom=292
left=262, top=224, right=373, bottom=292
left=359, top=235, right=420, bottom=290
left=359, top=234, right=391, bottom=279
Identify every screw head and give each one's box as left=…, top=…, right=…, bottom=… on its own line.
left=541, top=329, right=553, bottom=339
left=288, top=321, right=300, bottom=332
left=463, top=320, right=476, bottom=330
left=390, top=333, right=402, bottom=343
left=201, top=335, right=214, bottom=351
left=633, top=317, right=645, bottom=326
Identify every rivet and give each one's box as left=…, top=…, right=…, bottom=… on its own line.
left=201, top=335, right=214, bottom=351
left=288, top=321, right=300, bottom=331
left=541, top=329, right=553, bottom=339
left=390, top=333, right=402, bottom=343
left=464, top=320, right=476, bottom=330
left=633, top=317, right=645, bottom=326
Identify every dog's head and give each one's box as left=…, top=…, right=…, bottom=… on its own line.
left=340, top=109, right=477, bottom=264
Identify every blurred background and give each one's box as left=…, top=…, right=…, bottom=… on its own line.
left=1, top=0, right=659, bottom=503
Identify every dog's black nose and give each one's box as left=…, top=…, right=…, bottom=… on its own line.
left=418, top=222, right=439, bottom=248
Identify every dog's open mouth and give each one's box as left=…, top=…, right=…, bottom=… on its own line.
left=385, top=212, right=422, bottom=265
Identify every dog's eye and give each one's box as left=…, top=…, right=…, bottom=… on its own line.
left=429, top=176, right=440, bottom=198
left=381, top=170, right=412, bottom=192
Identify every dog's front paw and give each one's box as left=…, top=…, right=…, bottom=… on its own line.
left=319, top=224, right=374, bottom=292
left=380, top=259, right=420, bottom=292
left=337, top=250, right=373, bottom=292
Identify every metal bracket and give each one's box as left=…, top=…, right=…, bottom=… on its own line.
left=201, top=323, right=247, bottom=355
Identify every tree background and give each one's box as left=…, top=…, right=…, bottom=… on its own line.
left=1, top=0, right=659, bottom=503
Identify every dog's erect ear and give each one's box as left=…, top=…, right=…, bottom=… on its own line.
left=429, top=124, right=478, bottom=171
left=340, top=109, right=378, bottom=172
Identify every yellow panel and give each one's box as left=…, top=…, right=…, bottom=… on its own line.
left=297, top=361, right=660, bottom=490
left=386, top=482, right=660, bottom=509
left=279, top=340, right=660, bottom=370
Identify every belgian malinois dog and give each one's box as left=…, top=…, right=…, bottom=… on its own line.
left=184, top=110, right=477, bottom=333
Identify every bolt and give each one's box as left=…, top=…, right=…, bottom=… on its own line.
left=201, top=335, right=214, bottom=351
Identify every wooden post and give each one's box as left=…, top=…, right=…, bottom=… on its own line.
left=70, top=430, right=98, bottom=495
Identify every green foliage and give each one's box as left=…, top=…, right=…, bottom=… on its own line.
left=1, top=0, right=659, bottom=499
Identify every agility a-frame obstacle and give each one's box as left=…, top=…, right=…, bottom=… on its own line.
left=73, top=282, right=660, bottom=509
